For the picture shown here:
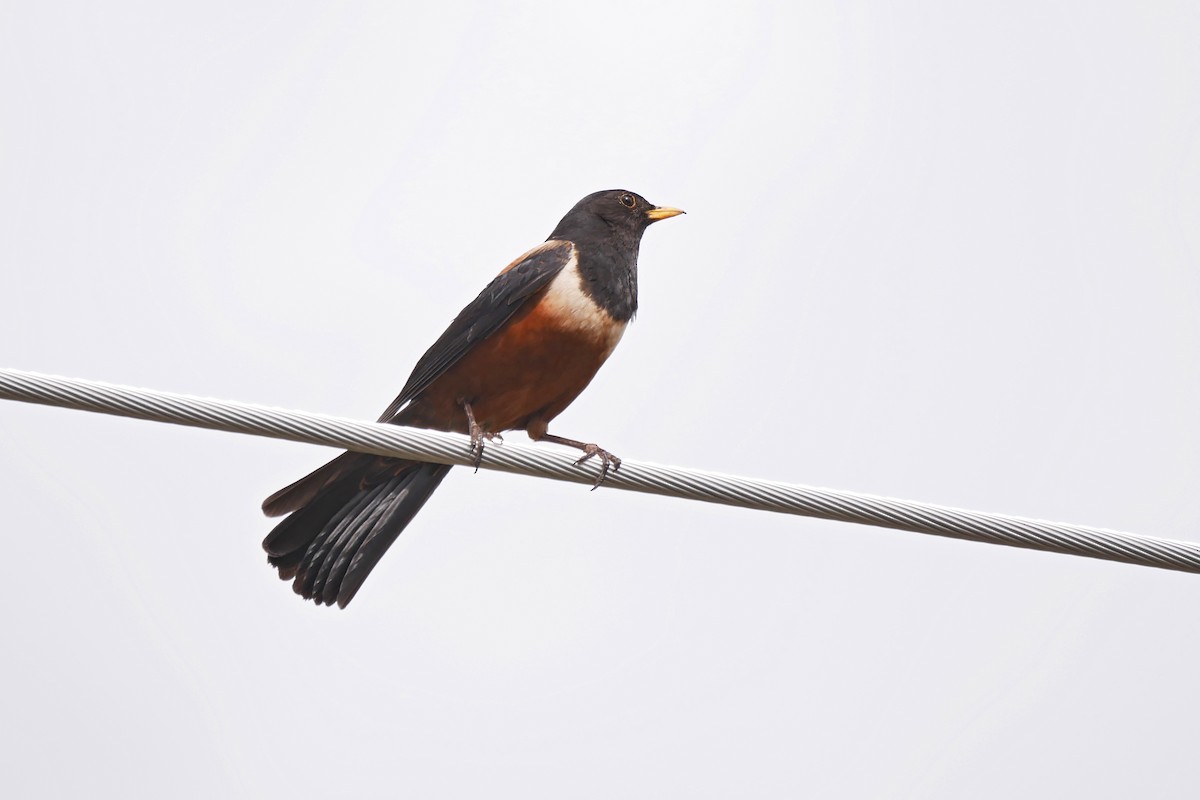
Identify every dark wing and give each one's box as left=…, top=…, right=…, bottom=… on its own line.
left=375, top=239, right=575, bottom=422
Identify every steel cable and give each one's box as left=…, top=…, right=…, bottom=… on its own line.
left=2, top=367, right=1197, bottom=575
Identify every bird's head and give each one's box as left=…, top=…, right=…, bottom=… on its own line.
left=550, top=189, right=684, bottom=243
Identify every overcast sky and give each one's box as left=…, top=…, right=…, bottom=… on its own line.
left=2, top=2, right=1198, bottom=798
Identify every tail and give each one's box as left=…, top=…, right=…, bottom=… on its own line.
left=261, top=453, right=452, bottom=608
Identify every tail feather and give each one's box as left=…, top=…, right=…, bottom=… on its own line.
left=262, top=451, right=362, bottom=518
left=338, top=469, right=449, bottom=605
left=263, top=467, right=367, bottom=563
left=262, top=454, right=452, bottom=607
left=294, top=478, right=394, bottom=600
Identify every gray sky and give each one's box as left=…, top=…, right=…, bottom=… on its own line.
left=2, top=2, right=1198, bottom=797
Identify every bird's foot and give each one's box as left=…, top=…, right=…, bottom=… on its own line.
left=574, top=444, right=621, bottom=490
left=468, top=423, right=503, bottom=471
left=461, top=400, right=503, bottom=471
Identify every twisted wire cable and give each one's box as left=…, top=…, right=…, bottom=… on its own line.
left=2, top=367, right=1197, bottom=575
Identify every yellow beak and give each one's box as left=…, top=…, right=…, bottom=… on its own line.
left=646, top=206, right=686, bottom=222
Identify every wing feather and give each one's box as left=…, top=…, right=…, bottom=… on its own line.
left=375, top=239, right=574, bottom=422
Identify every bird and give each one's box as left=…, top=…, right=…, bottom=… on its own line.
left=260, top=189, right=684, bottom=608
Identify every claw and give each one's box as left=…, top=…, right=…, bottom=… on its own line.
left=468, top=423, right=503, bottom=471
left=574, top=444, right=622, bottom=489
left=462, top=400, right=503, bottom=472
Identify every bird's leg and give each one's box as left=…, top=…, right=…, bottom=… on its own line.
left=536, top=432, right=621, bottom=490
left=460, top=400, right=502, bottom=471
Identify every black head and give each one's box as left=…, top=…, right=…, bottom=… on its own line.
left=548, top=189, right=684, bottom=244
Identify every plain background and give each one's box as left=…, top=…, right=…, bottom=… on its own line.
left=2, top=2, right=1198, bottom=797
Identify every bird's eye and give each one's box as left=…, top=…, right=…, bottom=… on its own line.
left=619, top=193, right=636, bottom=209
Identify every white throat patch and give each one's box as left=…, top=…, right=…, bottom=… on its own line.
left=540, top=247, right=628, bottom=356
